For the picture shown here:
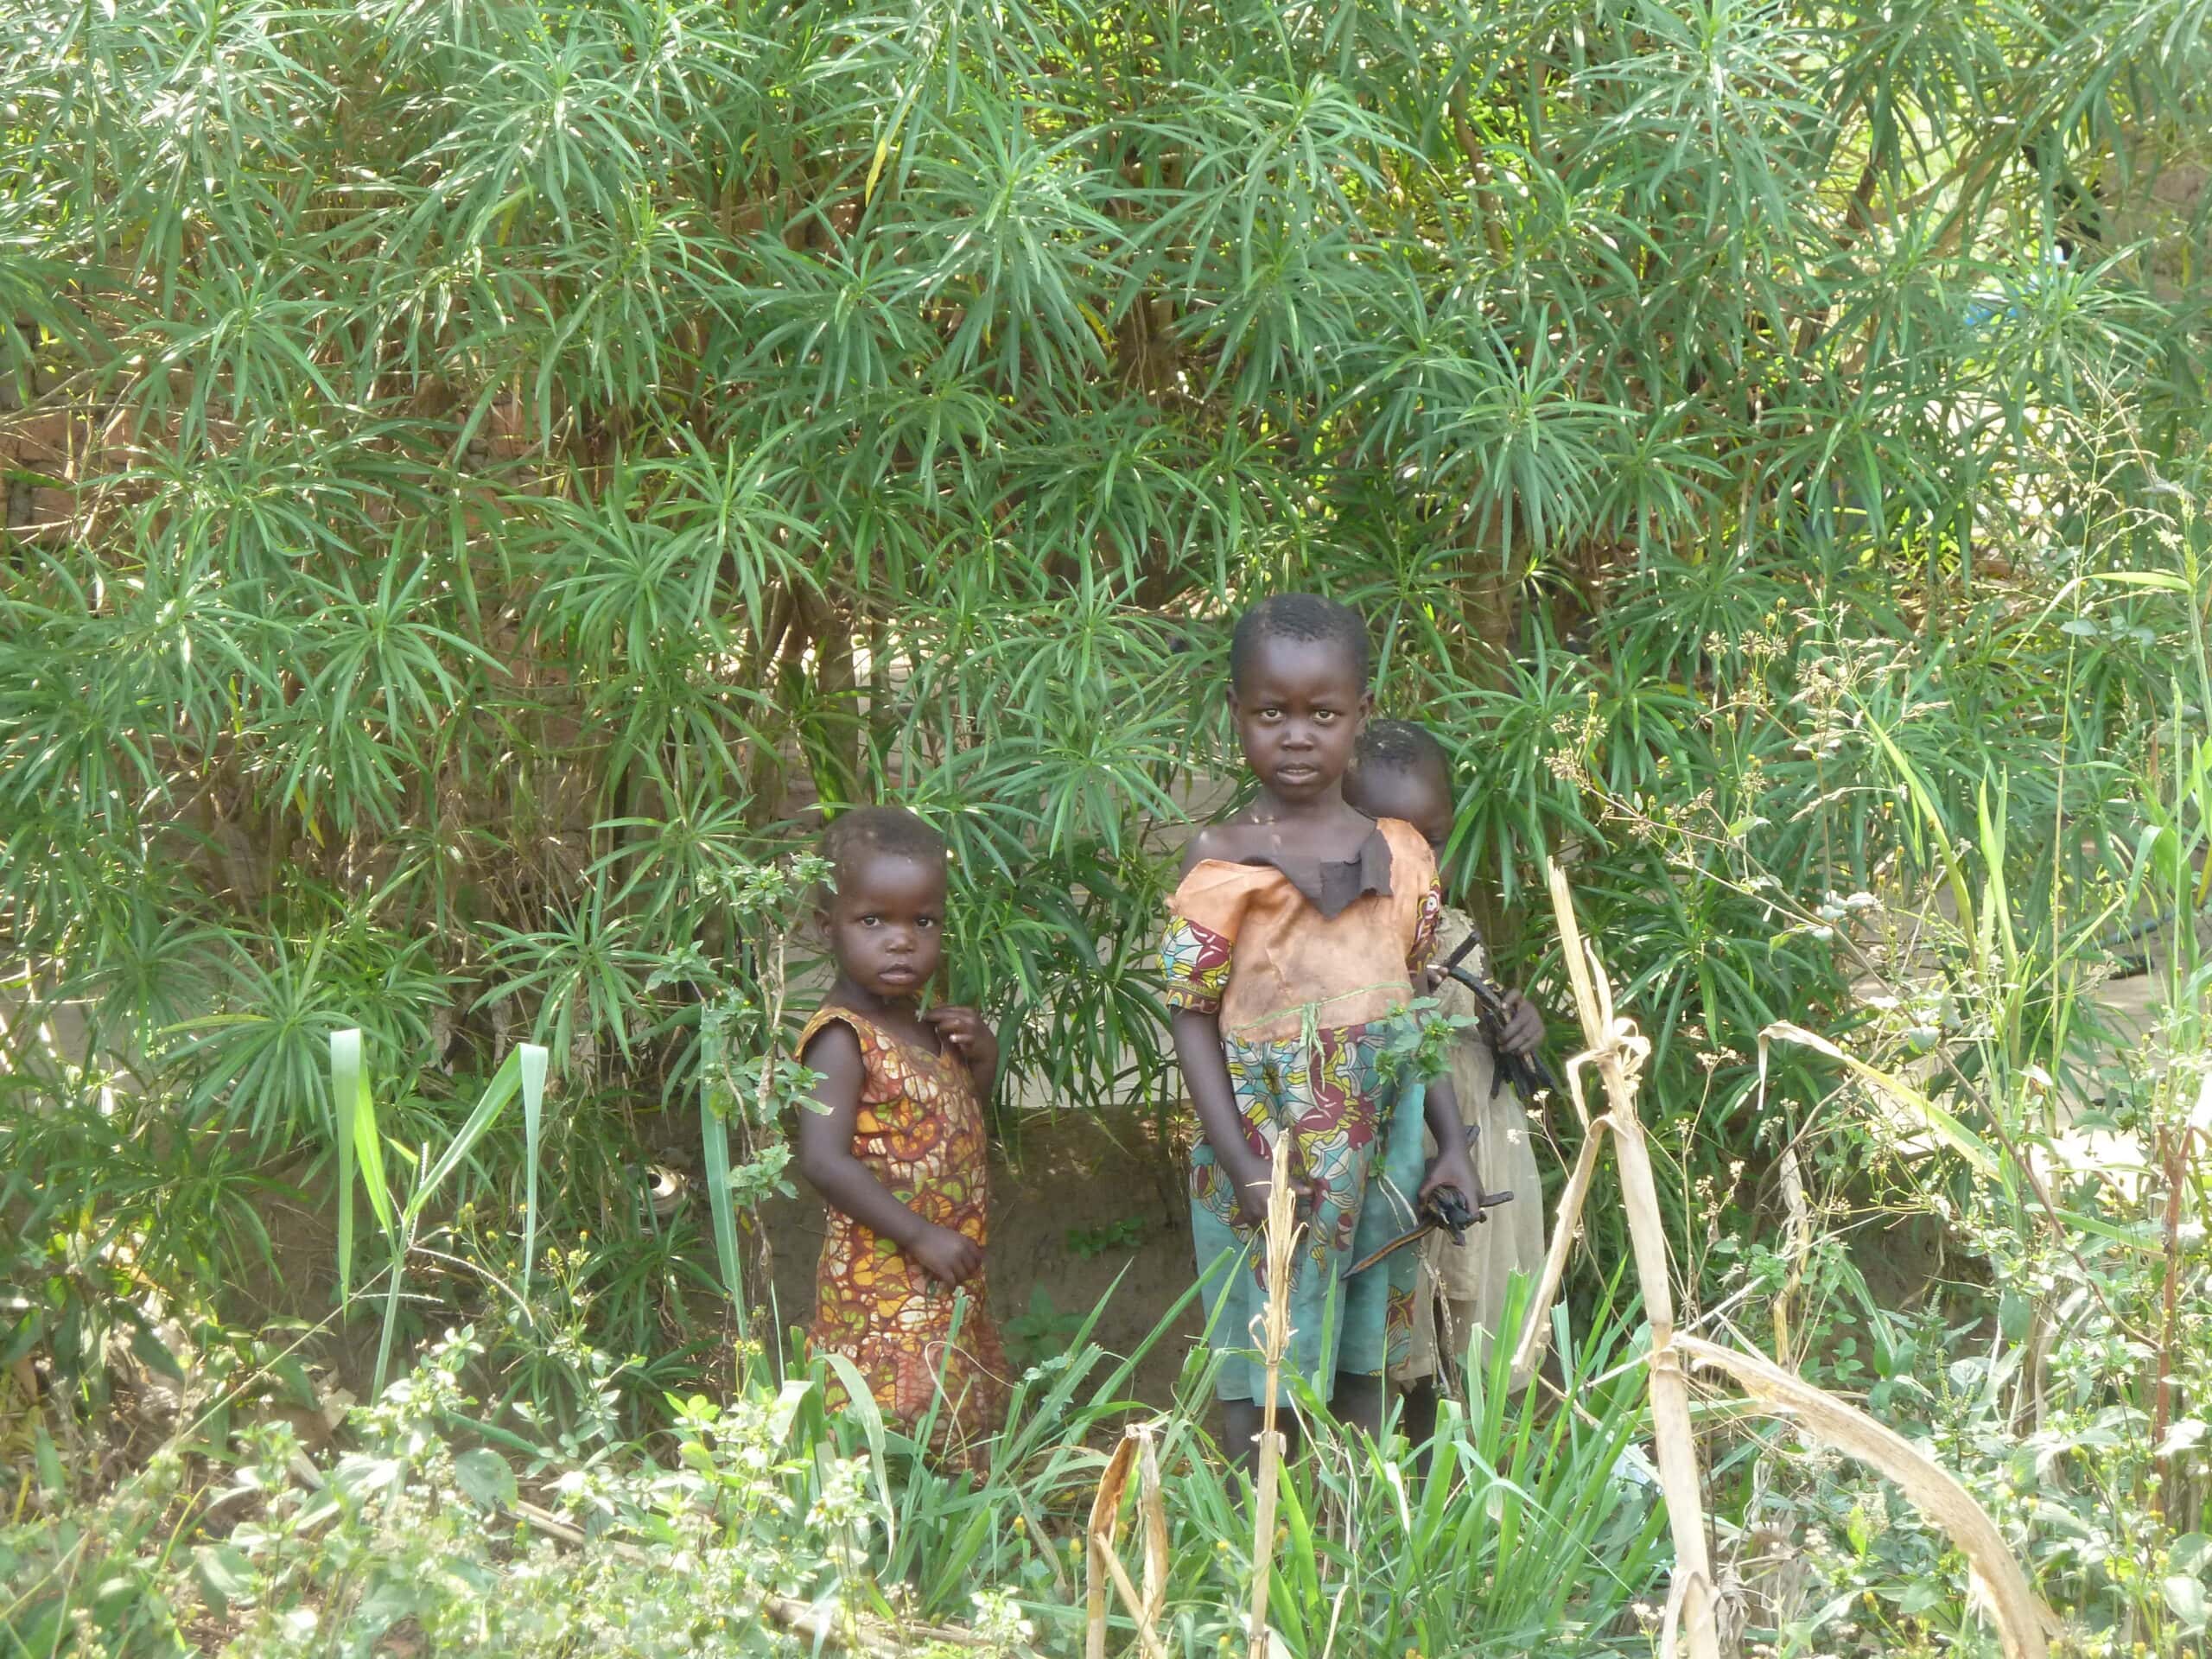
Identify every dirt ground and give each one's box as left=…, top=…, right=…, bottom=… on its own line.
left=211, top=1090, right=1210, bottom=1413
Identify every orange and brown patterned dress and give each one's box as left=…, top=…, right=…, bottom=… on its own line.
left=799, top=1007, right=1010, bottom=1466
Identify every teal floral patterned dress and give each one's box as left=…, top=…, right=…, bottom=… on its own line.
left=1160, top=817, right=1442, bottom=1405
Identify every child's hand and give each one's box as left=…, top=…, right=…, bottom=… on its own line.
left=1419, top=1141, right=1486, bottom=1215
left=925, top=1005, right=999, bottom=1082
left=1230, top=1160, right=1275, bottom=1230
left=909, top=1222, right=985, bottom=1286
left=1228, top=1154, right=1321, bottom=1232
left=1493, top=991, right=1545, bottom=1058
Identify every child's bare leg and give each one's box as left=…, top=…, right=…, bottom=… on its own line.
left=1223, top=1396, right=1292, bottom=1485
left=1401, top=1376, right=1440, bottom=1453
left=1222, top=1397, right=1262, bottom=1480
left=1331, top=1370, right=1385, bottom=1442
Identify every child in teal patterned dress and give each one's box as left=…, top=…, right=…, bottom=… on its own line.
left=1161, top=595, right=1486, bottom=1473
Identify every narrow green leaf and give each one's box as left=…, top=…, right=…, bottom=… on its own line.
left=330, top=1028, right=391, bottom=1300
left=1764, top=1021, right=1999, bottom=1178
left=519, top=1042, right=548, bottom=1297
left=410, top=1045, right=527, bottom=1221
left=701, top=1078, right=744, bottom=1322
left=1864, top=716, right=1976, bottom=937
left=823, top=1351, right=893, bottom=1554
left=333, top=1027, right=359, bottom=1302
left=130, top=1324, right=184, bottom=1384
left=376, top=1212, right=412, bottom=1402
left=34, top=1426, right=63, bottom=1497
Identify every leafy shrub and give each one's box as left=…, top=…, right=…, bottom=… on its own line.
left=3, top=0, right=2210, bottom=1650
left=4, top=1295, right=1669, bottom=1658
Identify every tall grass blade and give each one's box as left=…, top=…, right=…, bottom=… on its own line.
left=1763, top=1020, right=2000, bottom=1178
left=1863, top=716, right=1978, bottom=935
left=520, top=1042, right=547, bottom=1296
left=411, top=1044, right=532, bottom=1217
left=333, top=1029, right=359, bottom=1305
left=376, top=1206, right=414, bottom=1402
left=701, top=1075, right=745, bottom=1333
left=367, top=1044, right=543, bottom=1397
left=329, top=1028, right=391, bottom=1304
left=823, top=1351, right=894, bottom=1554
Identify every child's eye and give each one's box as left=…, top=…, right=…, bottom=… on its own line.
left=918, top=916, right=940, bottom=930
left=1258, top=706, right=1282, bottom=720
left=1314, top=709, right=1338, bottom=722
left=858, top=915, right=880, bottom=926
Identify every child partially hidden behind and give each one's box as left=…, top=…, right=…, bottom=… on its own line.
left=1161, top=594, right=1487, bottom=1471
left=794, top=806, right=1009, bottom=1469
left=1345, top=721, right=1551, bottom=1440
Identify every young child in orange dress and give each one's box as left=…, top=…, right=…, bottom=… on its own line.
left=793, top=806, right=1010, bottom=1466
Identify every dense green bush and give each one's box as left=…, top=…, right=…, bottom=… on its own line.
left=5, top=0, right=2203, bottom=1308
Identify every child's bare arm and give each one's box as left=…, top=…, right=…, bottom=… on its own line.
left=1171, top=1007, right=1278, bottom=1230
left=1417, top=1075, right=1484, bottom=1205
left=1171, top=826, right=1304, bottom=1227
left=794, top=1024, right=982, bottom=1285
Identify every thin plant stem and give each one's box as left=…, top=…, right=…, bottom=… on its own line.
left=1247, top=1132, right=1296, bottom=1659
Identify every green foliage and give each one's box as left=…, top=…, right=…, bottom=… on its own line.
left=1002, top=1286, right=1090, bottom=1369
left=1065, top=1218, right=1146, bottom=1260
left=2, top=1293, right=1667, bottom=1658
left=3, top=0, right=2211, bottom=1651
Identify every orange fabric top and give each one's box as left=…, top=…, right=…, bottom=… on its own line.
left=1168, top=817, right=1440, bottom=1044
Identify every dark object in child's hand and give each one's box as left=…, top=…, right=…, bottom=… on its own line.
left=1425, top=1184, right=1513, bottom=1247
left=1437, top=932, right=1560, bottom=1101
left=1347, top=1185, right=1513, bottom=1275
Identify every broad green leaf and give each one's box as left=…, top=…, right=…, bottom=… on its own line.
left=2164, top=1574, right=2208, bottom=1633
left=193, top=1543, right=256, bottom=1612
left=453, top=1446, right=518, bottom=1511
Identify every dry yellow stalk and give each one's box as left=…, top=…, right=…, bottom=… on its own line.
left=1247, top=1130, right=1297, bottom=1659
left=1541, top=860, right=1726, bottom=1659
left=1516, top=861, right=2056, bottom=1659
left=1507, top=1128, right=1603, bottom=1383
left=1084, top=1425, right=1171, bottom=1659
left=1676, top=1334, right=2056, bottom=1659
left=1137, top=1427, right=1168, bottom=1633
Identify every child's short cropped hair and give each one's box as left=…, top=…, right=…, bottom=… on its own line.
left=819, top=805, right=947, bottom=886
left=1351, top=720, right=1452, bottom=789
left=1229, top=594, right=1370, bottom=689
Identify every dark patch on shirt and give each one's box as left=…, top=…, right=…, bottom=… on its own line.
left=1236, top=823, right=1395, bottom=919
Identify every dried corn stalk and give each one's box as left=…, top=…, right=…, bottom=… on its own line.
left=1538, top=860, right=1726, bottom=1659
left=1085, top=1424, right=1170, bottom=1659
left=1516, top=861, right=2056, bottom=1659
left=1247, top=1131, right=1298, bottom=1659
left=1676, top=1334, right=2056, bottom=1659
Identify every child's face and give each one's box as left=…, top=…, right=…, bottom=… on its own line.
left=821, top=852, right=947, bottom=1002
left=1344, top=765, right=1455, bottom=855
left=1229, top=635, right=1372, bottom=804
